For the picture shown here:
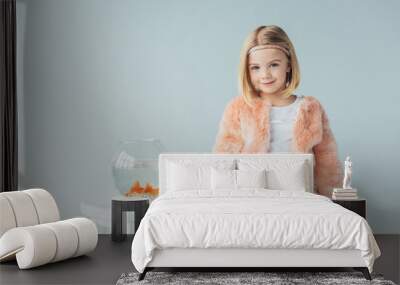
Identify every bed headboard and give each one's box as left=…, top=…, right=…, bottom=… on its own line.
left=158, top=153, right=314, bottom=194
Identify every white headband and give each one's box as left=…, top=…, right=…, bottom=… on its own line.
left=248, top=44, right=290, bottom=57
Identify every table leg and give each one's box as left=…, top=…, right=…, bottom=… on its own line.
left=112, top=200, right=126, bottom=242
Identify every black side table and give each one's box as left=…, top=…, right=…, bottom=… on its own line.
left=112, top=196, right=149, bottom=242
left=332, top=198, right=366, bottom=219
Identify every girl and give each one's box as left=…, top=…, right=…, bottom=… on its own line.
left=213, top=25, right=342, bottom=197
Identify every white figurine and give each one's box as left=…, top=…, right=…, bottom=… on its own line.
left=342, top=156, right=352, bottom=189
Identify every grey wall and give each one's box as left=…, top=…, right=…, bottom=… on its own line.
left=16, top=0, right=400, bottom=233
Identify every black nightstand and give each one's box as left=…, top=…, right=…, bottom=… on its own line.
left=332, top=198, right=366, bottom=219
left=111, top=196, right=149, bottom=242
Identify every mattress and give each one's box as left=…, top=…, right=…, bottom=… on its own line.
left=131, top=189, right=380, bottom=273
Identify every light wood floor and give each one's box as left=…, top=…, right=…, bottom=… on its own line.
left=0, top=235, right=398, bottom=285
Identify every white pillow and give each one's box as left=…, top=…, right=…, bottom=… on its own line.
left=238, top=159, right=307, bottom=191
left=236, top=169, right=267, bottom=188
left=211, top=168, right=236, bottom=190
left=167, top=160, right=235, bottom=191
left=211, top=168, right=267, bottom=190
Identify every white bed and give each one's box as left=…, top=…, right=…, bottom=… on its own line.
left=131, top=153, right=380, bottom=280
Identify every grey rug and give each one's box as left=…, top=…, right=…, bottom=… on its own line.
left=116, top=271, right=396, bottom=285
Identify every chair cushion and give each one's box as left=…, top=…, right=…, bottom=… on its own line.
left=24, top=189, right=60, bottom=223
left=0, top=218, right=98, bottom=269
left=0, top=189, right=60, bottom=238
left=0, top=196, right=16, bottom=237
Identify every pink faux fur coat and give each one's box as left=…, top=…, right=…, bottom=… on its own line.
left=213, top=95, right=343, bottom=197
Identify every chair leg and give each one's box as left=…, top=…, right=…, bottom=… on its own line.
left=138, top=267, right=148, bottom=281
left=354, top=267, right=372, bottom=280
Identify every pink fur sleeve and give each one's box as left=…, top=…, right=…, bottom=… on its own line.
left=313, top=106, right=343, bottom=197
left=213, top=99, right=244, bottom=153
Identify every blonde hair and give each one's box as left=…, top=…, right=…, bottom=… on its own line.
left=238, top=25, right=300, bottom=106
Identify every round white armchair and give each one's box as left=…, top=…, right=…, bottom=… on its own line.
left=0, top=189, right=98, bottom=269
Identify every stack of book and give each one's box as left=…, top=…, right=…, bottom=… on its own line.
left=332, top=188, right=358, bottom=200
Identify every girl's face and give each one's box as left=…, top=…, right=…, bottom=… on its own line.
left=248, top=48, right=291, bottom=97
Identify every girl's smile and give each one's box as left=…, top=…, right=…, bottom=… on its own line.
left=261, top=80, right=275, bottom=85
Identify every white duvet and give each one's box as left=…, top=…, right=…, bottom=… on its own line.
left=131, top=189, right=380, bottom=273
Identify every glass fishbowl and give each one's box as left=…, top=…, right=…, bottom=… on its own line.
left=111, top=139, right=164, bottom=200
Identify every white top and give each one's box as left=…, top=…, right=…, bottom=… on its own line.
left=269, top=95, right=304, bottom=152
